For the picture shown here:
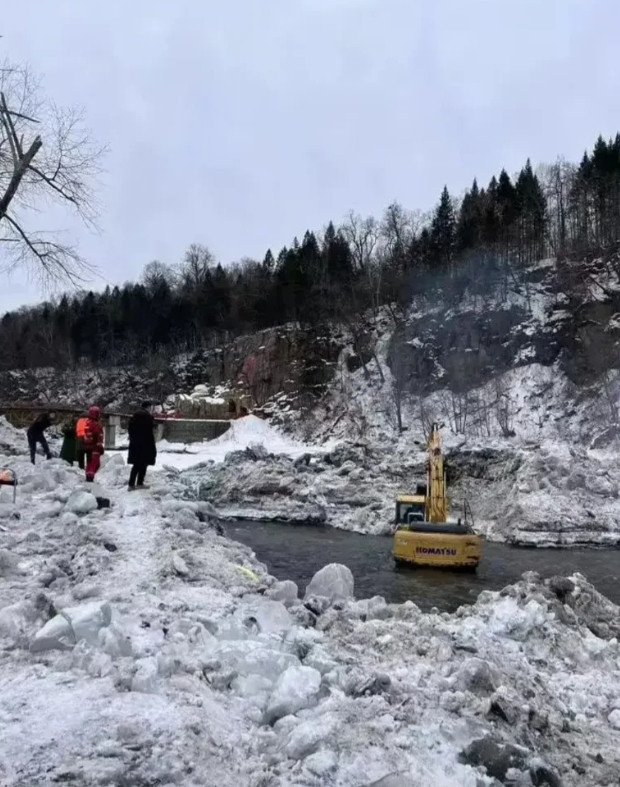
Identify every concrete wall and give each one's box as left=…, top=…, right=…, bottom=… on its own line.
left=158, top=419, right=231, bottom=444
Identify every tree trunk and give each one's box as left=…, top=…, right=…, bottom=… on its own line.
left=0, top=136, right=43, bottom=221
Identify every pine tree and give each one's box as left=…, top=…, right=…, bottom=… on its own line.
left=457, top=179, right=484, bottom=251
left=262, top=249, right=275, bottom=271
left=482, top=175, right=500, bottom=246
left=430, top=186, right=456, bottom=266
left=323, top=222, right=353, bottom=286
left=515, top=159, right=546, bottom=262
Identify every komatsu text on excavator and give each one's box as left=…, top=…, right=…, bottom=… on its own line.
left=392, top=422, right=481, bottom=569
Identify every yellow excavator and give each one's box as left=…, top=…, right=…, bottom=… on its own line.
left=392, top=422, right=481, bottom=569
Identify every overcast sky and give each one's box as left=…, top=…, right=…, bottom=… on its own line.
left=1, top=0, right=619, bottom=313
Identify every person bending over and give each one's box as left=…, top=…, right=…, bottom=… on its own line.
left=26, top=411, right=55, bottom=464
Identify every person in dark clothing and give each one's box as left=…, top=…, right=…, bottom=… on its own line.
left=59, top=417, right=78, bottom=465
left=127, top=401, right=157, bottom=490
left=27, top=412, right=55, bottom=464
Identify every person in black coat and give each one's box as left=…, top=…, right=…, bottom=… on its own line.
left=26, top=411, right=55, bottom=464
left=127, top=401, right=157, bottom=490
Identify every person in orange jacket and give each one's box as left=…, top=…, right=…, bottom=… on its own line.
left=74, top=411, right=90, bottom=469
left=83, top=406, right=104, bottom=482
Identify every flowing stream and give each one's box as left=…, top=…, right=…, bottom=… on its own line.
left=225, top=520, right=620, bottom=612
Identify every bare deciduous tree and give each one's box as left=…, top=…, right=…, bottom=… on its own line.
left=141, top=260, right=178, bottom=292
left=0, top=60, right=105, bottom=286
left=179, top=243, right=215, bottom=289
left=340, top=211, right=379, bottom=273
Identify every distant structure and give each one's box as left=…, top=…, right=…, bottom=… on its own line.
left=163, top=386, right=252, bottom=420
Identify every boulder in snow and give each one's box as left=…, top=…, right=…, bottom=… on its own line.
left=31, top=601, right=112, bottom=652
left=304, top=563, right=354, bottom=603
left=487, top=686, right=521, bottom=725
left=459, top=736, right=529, bottom=781
left=456, top=657, right=499, bottom=695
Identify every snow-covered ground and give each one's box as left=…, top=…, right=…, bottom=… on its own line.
left=2, top=419, right=620, bottom=786
left=156, top=415, right=336, bottom=472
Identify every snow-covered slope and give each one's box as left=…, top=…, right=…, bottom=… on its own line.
left=157, top=414, right=334, bottom=471
left=2, top=421, right=620, bottom=785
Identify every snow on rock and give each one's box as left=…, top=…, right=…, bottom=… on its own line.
left=305, top=562, right=354, bottom=602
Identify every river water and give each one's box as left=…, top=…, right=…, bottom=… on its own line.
left=225, top=520, right=620, bottom=612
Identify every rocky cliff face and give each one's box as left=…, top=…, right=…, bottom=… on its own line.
left=0, top=324, right=343, bottom=411
left=388, top=248, right=620, bottom=398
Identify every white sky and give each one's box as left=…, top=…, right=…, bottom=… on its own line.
left=1, top=0, right=619, bottom=312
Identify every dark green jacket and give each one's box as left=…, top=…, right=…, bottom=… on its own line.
left=60, top=422, right=77, bottom=463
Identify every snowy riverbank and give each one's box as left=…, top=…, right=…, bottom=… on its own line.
left=161, top=416, right=620, bottom=547
left=1, top=421, right=620, bottom=785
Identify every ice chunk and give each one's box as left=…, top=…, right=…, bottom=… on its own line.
left=231, top=674, right=273, bottom=710
left=304, top=749, right=338, bottom=775
left=40, top=500, right=63, bottom=519
left=232, top=598, right=293, bottom=634
left=31, top=601, right=112, bottom=652
left=172, top=553, right=189, bottom=576
left=266, top=580, right=299, bottom=607
left=0, top=602, right=30, bottom=642
left=265, top=665, right=321, bottom=723
left=66, top=490, right=98, bottom=515
left=303, top=645, right=338, bottom=675
left=131, top=657, right=158, bottom=693
left=367, top=595, right=391, bottom=620
left=60, top=511, right=79, bottom=527
left=71, top=641, right=114, bottom=678
left=608, top=709, right=620, bottom=729
left=252, top=600, right=293, bottom=633
left=99, top=623, right=133, bottom=658
left=212, top=640, right=300, bottom=682
left=285, top=713, right=338, bottom=759
left=304, top=563, right=354, bottom=602
left=105, top=453, right=126, bottom=467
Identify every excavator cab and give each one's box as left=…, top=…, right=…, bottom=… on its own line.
left=395, top=495, right=425, bottom=529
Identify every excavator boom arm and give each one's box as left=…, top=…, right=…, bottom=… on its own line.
left=425, top=422, right=447, bottom=522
